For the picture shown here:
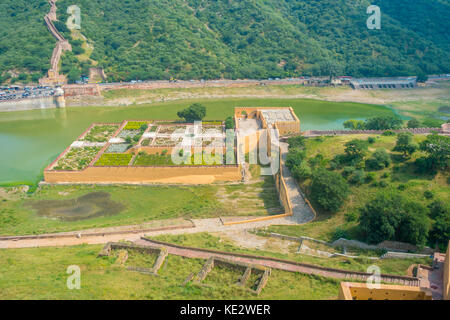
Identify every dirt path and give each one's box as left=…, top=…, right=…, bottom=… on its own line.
left=135, top=238, right=420, bottom=286
left=0, top=216, right=299, bottom=249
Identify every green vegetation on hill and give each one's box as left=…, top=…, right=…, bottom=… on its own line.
left=2, top=0, right=449, bottom=83
left=280, top=134, right=449, bottom=249
left=0, top=0, right=54, bottom=83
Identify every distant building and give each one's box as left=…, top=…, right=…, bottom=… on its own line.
left=350, top=77, right=417, bottom=90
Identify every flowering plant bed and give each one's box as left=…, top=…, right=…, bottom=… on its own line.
left=133, top=151, right=226, bottom=166
left=106, top=143, right=131, bottom=153
left=158, top=125, right=186, bottom=134
left=118, top=130, right=140, bottom=139
left=141, top=139, right=152, bottom=146
left=94, top=153, right=133, bottom=166
left=81, top=125, right=119, bottom=142
left=153, top=137, right=180, bottom=146
left=53, top=147, right=102, bottom=171
left=124, top=121, right=150, bottom=130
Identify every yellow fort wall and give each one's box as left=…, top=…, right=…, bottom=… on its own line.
left=338, top=282, right=433, bottom=300
left=444, top=241, right=450, bottom=300
left=44, top=165, right=241, bottom=184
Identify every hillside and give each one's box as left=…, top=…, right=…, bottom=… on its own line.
left=0, top=0, right=54, bottom=83
left=1, top=0, right=449, bottom=83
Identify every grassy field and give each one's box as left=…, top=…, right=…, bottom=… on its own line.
left=0, top=244, right=340, bottom=300
left=151, top=233, right=431, bottom=276
left=268, top=134, right=449, bottom=243
left=0, top=179, right=282, bottom=236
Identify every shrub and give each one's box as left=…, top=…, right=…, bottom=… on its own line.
left=308, top=154, right=327, bottom=169
left=345, top=211, right=358, bottom=222
left=292, top=162, right=312, bottom=180
left=329, top=161, right=338, bottom=171
left=343, top=120, right=365, bottom=130
left=379, top=180, right=388, bottom=188
left=365, top=148, right=391, bottom=170
left=419, top=134, right=450, bottom=172
left=349, top=170, right=366, bottom=185
left=332, top=228, right=349, bottom=241
left=342, top=166, right=355, bottom=178
left=382, top=130, right=396, bottom=136
left=381, top=172, right=390, bottom=179
left=365, top=172, right=376, bottom=183
left=344, top=139, right=369, bottom=162
left=367, top=137, right=376, bottom=144
left=407, top=119, right=421, bottom=128
left=310, top=168, right=350, bottom=212
left=414, top=157, right=436, bottom=175
left=364, top=116, right=403, bottom=130
left=424, top=190, right=435, bottom=199
left=287, top=136, right=306, bottom=150
left=359, top=191, right=430, bottom=245
left=393, top=132, right=418, bottom=158
left=286, top=148, right=306, bottom=169
left=398, top=184, right=407, bottom=191
left=225, top=116, right=235, bottom=129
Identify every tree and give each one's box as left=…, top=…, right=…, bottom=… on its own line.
left=365, top=148, right=391, bottom=170
left=225, top=116, right=235, bottom=129
left=67, top=68, right=81, bottom=83
left=419, top=134, right=450, bottom=171
left=291, top=162, right=312, bottom=180
left=393, top=132, right=418, bottom=158
left=417, top=73, right=428, bottom=83
left=428, top=201, right=450, bottom=250
left=343, top=120, right=365, bottom=130
left=286, top=148, right=306, bottom=169
left=364, top=116, right=403, bottom=130
left=177, top=103, right=206, bottom=122
left=407, top=118, right=421, bottom=129
left=359, top=192, right=430, bottom=245
left=310, top=168, right=350, bottom=212
left=287, top=135, right=306, bottom=150
left=344, top=139, right=369, bottom=162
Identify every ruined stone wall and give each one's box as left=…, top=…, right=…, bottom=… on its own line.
left=63, top=84, right=101, bottom=97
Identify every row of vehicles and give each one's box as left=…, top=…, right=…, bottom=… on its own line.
left=0, top=86, right=56, bottom=101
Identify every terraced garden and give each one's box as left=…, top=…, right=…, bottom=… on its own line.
left=81, top=124, right=119, bottom=142
left=53, top=147, right=102, bottom=171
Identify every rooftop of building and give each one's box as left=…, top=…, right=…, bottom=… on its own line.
left=350, top=77, right=417, bottom=85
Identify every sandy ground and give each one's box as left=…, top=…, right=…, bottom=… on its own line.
left=67, top=82, right=450, bottom=109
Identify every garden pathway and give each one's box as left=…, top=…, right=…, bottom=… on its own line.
left=0, top=216, right=297, bottom=249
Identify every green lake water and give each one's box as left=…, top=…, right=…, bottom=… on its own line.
left=0, top=98, right=394, bottom=184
